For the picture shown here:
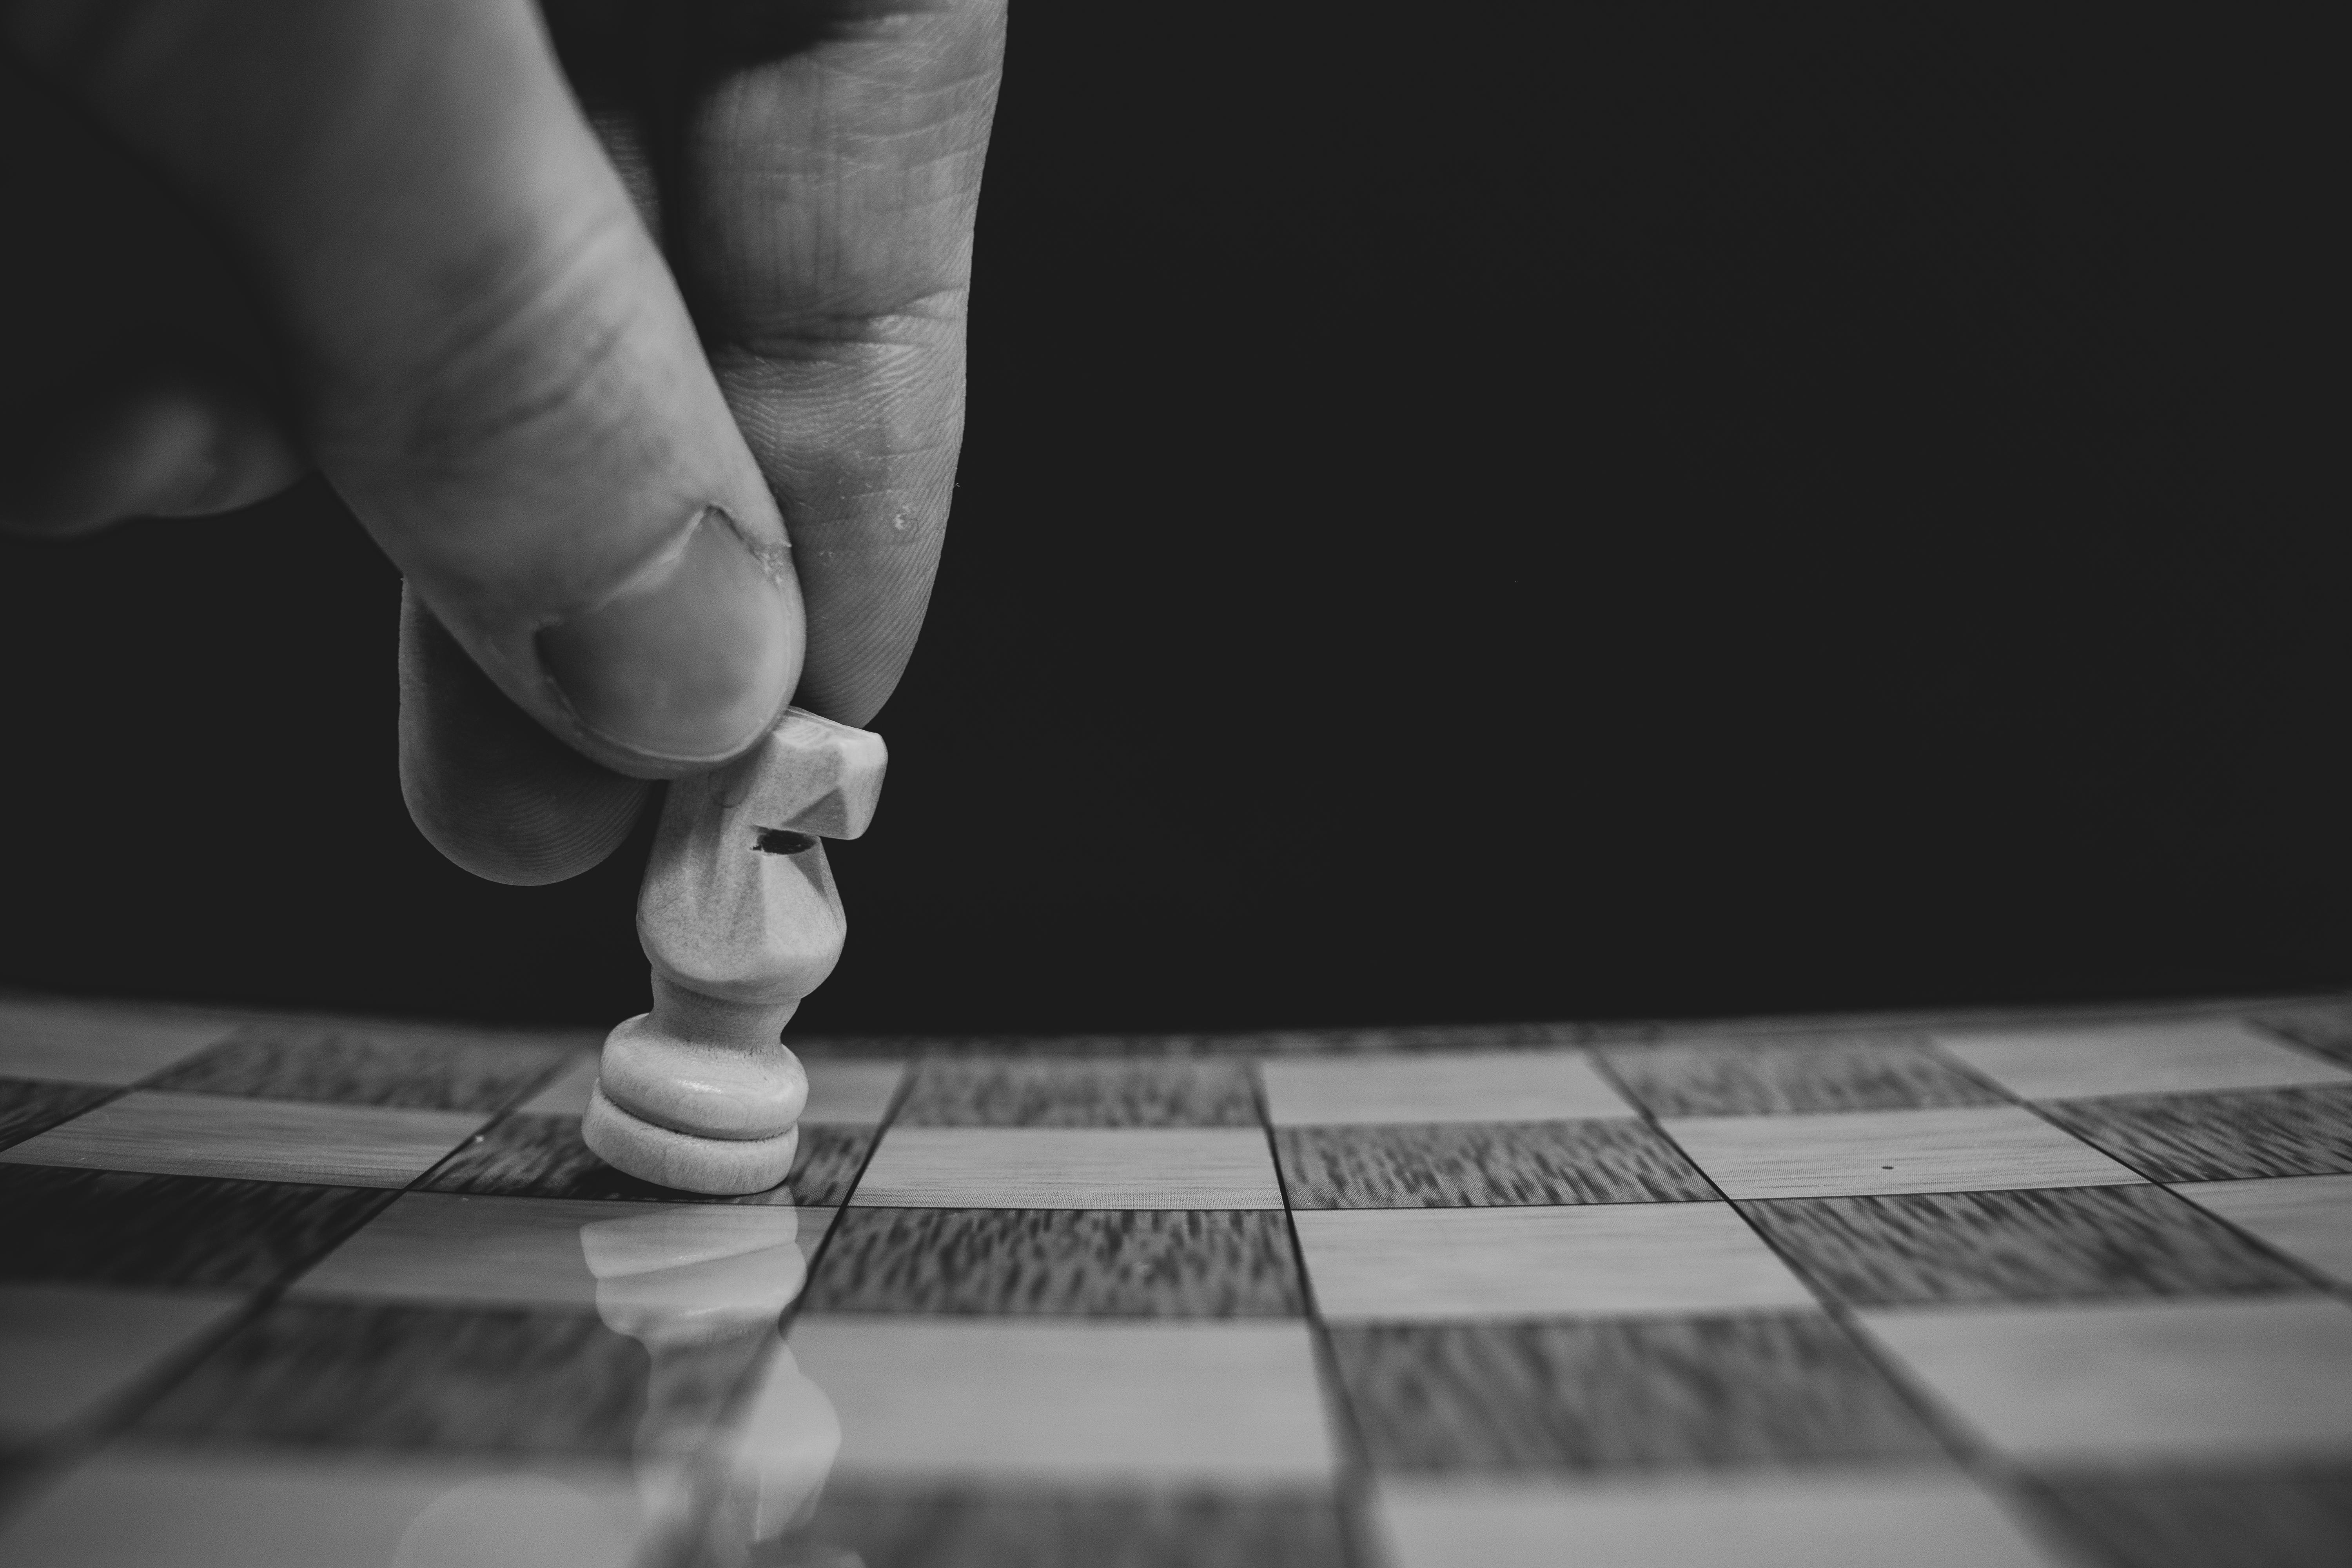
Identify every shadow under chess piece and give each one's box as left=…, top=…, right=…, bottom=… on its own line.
left=584, top=709, right=886, bottom=1194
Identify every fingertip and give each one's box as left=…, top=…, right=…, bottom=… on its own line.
left=401, top=759, right=652, bottom=886
left=400, top=585, right=656, bottom=884
left=142, top=392, right=307, bottom=518
left=0, top=374, right=304, bottom=537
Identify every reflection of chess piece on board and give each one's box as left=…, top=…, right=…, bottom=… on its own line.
left=584, top=708, right=885, bottom=1195
left=577, top=1205, right=841, bottom=1563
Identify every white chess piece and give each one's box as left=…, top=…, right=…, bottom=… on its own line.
left=584, top=708, right=885, bottom=1194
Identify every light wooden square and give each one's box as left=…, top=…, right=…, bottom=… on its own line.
left=0, top=1092, right=486, bottom=1187
left=1661, top=1106, right=2141, bottom=1199
left=1374, top=1472, right=2064, bottom=1568
left=512, top=1054, right=601, bottom=1116
left=1930, top=1019, right=2350, bottom=1100
left=0, top=1284, right=245, bottom=1441
left=1293, top=1203, right=1817, bottom=1322
left=1856, top=1295, right=2352, bottom=1464
left=786, top=1316, right=1339, bottom=1484
left=849, top=1126, right=1283, bottom=1209
left=2174, top=1174, right=2352, bottom=1283
left=1259, top=1049, right=1635, bottom=1126
left=799, top=1060, right=907, bottom=1124
left=0, top=998, right=230, bottom=1086
left=291, top=1192, right=830, bottom=1310
left=0, top=1450, right=646, bottom=1568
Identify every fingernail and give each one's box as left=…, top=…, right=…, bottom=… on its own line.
left=537, top=507, right=793, bottom=764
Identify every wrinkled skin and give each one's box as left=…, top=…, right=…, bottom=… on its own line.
left=0, top=0, right=1005, bottom=881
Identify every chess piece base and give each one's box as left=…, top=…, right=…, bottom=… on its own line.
left=583, top=1083, right=801, bottom=1196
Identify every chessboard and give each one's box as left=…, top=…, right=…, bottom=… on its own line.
left=2, top=991, right=2349, bottom=1567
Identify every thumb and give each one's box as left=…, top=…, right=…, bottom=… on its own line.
left=7, top=0, right=802, bottom=779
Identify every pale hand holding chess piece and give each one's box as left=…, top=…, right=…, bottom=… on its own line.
left=584, top=708, right=886, bottom=1194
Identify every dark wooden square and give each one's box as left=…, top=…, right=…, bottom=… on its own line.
left=806, top=1209, right=1304, bottom=1317
left=1328, top=1314, right=1944, bottom=1472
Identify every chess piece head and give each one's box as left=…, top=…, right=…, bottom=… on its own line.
left=584, top=710, right=885, bottom=1194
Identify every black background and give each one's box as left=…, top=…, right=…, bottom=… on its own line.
left=2, top=12, right=2344, bottom=1033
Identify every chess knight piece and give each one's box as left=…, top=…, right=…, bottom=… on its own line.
left=584, top=708, right=886, bottom=1194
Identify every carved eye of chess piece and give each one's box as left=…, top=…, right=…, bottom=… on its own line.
left=583, top=708, right=885, bottom=1195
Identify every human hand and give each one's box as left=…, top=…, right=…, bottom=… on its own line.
left=0, top=0, right=1004, bottom=881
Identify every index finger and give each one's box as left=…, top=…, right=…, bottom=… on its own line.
left=10, top=0, right=808, bottom=778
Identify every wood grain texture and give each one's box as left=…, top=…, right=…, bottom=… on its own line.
left=1855, top=1296, right=2352, bottom=1464
left=132, top=1298, right=762, bottom=1457
left=2174, top=1174, right=2352, bottom=1282
left=0, top=1000, right=231, bottom=1086
left=0, top=1093, right=487, bottom=1189
left=897, top=1057, right=1258, bottom=1127
left=777, top=1124, right=876, bottom=1207
left=787, top=1317, right=1339, bottom=1485
left=798, top=1060, right=909, bottom=1125
left=1274, top=1121, right=1714, bottom=1208
left=797, top=1485, right=1348, bottom=1568
left=421, top=1111, right=861, bottom=1206
left=0, top=1167, right=392, bottom=1290
left=850, top=1128, right=1283, bottom=1210
left=1259, top=1050, right=1633, bottom=1126
left=2039, top=1087, right=2352, bottom=1180
left=1737, top=1187, right=2309, bottom=1306
left=291, top=1192, right=829, bottom=1311
left=1329, top=1316, right=1942, bottom=1472
left=0, top=1284, right=246, bottom=1441
left=1374, top=1474, right=2061, bottom=1568
left=512, top=1053, right=601, bottom=1116
left=149, top=1023, right=575, bottom=1112
left=2252, top=1005, right=2352, bottom=1069
left=1292, top=1204, right=1817, bottom=1322
left=2037, top=1467, right=2352, bottom=1568
left=0, top=1078, right=116, bottom=1151
left=804, top=1209, right=1303, bottom=1317
left=0, top=987, right=2345, bottom=1561
left=1660, top=1106, right=2143, bottom=1199
left=1601, top=1038, right=2003, bottom=1116
left=1931, top=1019, right=2352, bottom=1102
